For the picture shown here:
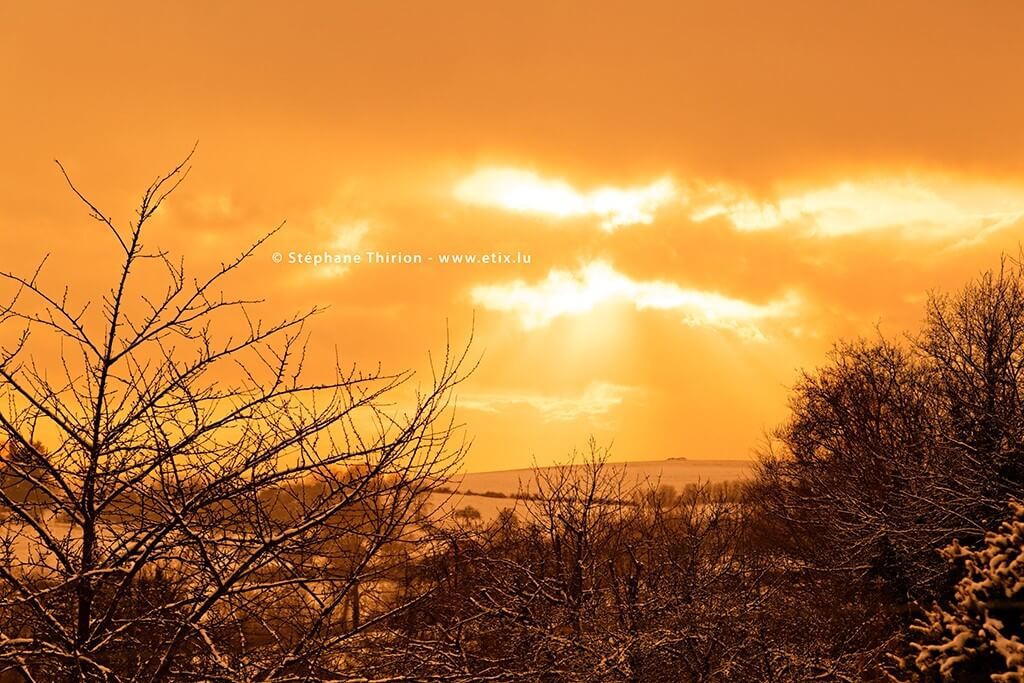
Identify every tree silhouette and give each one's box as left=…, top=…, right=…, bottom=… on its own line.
left=750, top=257, right=1024, bottom=679
left=0, top=153, right=472, bottom=682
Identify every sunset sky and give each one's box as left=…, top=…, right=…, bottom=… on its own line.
left=4, top=2, right=1024, bottom=471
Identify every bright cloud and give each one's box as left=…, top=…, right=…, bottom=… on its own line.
left=454, top=167, right=676, bottom=230
left=691, top=178, right=1024, bottom=239
left=189, top=193, right=235, bottom=221
left=459, top=381, right=635, bottom=422
left=307, top=220, right=370, bottom=278
left=471, top=261, right=797, bottom=337
left=329, top=220, right=369, bottom=251
left=453, top=169, right=1024, bottom=242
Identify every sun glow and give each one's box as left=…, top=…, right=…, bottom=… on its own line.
left=471, top=261, right=797, bottom=338
left=454, top=167, right=676, bottom=230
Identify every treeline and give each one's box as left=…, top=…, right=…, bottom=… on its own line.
left=352, top=258, right=1024, bottom=682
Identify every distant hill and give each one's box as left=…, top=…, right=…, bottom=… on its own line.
left=454, top=458, right=752, bottom=496
left=431, top=458, right=753, bottom=522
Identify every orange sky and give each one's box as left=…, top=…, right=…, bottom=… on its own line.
left=3, top=2, right=1024, bottom=471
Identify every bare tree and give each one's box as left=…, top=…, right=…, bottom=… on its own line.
left=366, top=440, right=772, bottom=682
left=0, top=154, right=472, bottom=682
left=920, top=255, right=1024, bottom=510
left=748, top=257, right=1024, bottom=680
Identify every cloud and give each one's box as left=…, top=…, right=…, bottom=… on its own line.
left=471, top=261, right=798, bottom=338
left=459, top=381, right=636, bottom=422
left=691, top=178, right=1024, bottom=239
left=304, top=219, right=370, bottom=279
left=452, top=169, right=1024, bottom=243
left=188, top=193, right=236, bottom=221
left=329, top=220, right=369, bottom=251
left=454, top=167, right=676, bottom=231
